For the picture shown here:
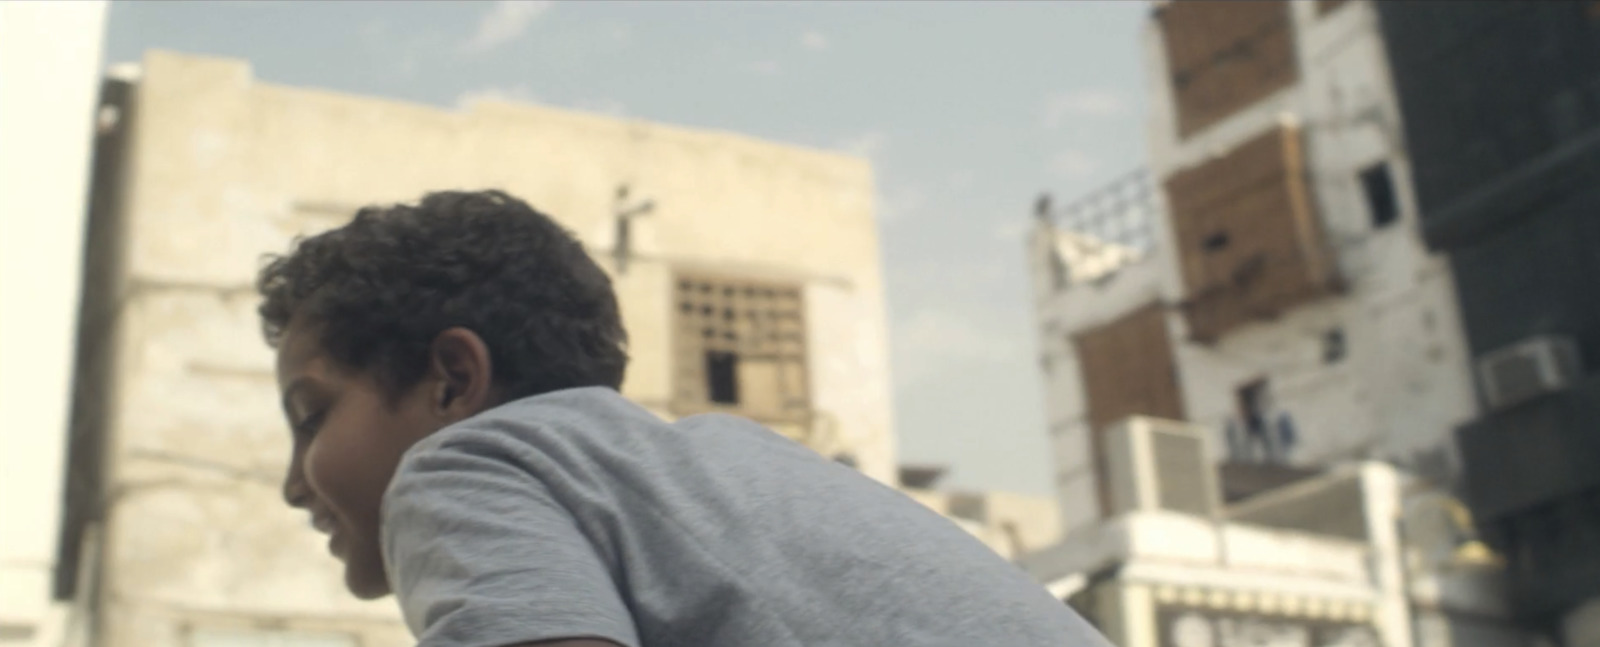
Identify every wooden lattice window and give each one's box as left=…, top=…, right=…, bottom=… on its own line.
left=1164, top=124, right=1337, bottom=342
left=672, top=275, right=810, bottom=424
left=1159, top=0, right=1299, bottom=139
left=1074, top=302, right=1187, bottom=518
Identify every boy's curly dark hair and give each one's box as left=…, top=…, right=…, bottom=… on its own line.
left=257, top=190, right=628, bottom=402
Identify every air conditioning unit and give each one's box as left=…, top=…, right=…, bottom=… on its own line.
left=1477, top=335, right=1583, bottom=411
left=1105, top=417, right=1221, bottom=519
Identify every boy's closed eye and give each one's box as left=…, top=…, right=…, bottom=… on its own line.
left=294, top=408, right=328, bottom=437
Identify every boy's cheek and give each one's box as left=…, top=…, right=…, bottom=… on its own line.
left=305, top=428, right=396, bottom=527
left=302, top=434, right=357, bottom=507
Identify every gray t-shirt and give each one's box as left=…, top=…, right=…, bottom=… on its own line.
left=381, top=387, right=1107, bottom=647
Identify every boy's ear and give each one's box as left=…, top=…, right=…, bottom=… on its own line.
left=426, top=327, right=496, bottom=419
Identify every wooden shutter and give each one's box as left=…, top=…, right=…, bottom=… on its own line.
left=1074, top=303, right=1187, bottom=516
left=1159, top=1, right=1300, bottom=138
left=1164, top=125, right=1337, bottom=342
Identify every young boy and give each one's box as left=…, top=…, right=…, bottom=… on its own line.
left=260, top=190, right=1109, bottom=647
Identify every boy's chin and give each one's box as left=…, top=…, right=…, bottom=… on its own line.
left=343, top=561, right=393, bottom=600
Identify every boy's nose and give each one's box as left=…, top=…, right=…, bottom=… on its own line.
left=282, top=467, right=313, bottom=509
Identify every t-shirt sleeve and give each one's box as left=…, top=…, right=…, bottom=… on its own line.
left=381, top=434, right=640, bottom=647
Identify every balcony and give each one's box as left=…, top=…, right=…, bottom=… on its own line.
left=1458, top=373, right=1600, bottom=520
left=1457, top=372, right=1600, bottom=620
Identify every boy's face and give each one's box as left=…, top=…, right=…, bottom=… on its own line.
left=275, top=319, right=439, bottom=599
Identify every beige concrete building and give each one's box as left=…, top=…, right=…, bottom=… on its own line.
left=55, top=50, right=898, bottom=647
left=0, top=2, right=110, bottom=646
left=896, top=465, right=1061, bottom=562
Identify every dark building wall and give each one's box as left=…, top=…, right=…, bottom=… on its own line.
left=1456, top=375, right=1600, bottom=624
left=1447, top=199, right=1600, bottom=367
left=1379, top=1, right=1600, bottom=231
left=1376, top=0, right=1600, bottom=627
left=1377, top=0, right=1600, bottom=413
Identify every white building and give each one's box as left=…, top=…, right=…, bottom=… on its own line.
left=0, top=3, right=110, bottom=646
left=1020, top=419, right=1519, bottom=647
left=1022, top=2, right=1529, bottom=646
left=1029, top=0, right=1479, bottom=543
left=896, top=464, right=1062, bottom=562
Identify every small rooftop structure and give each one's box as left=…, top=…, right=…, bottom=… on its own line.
left=897, top=464, right=950, bottom=490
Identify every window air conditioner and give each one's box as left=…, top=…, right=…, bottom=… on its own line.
left=1477, top=335, right=1582, bottom=412
left=1105, top=417, right=1221, bottom=519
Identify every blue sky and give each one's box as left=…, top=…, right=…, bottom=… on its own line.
left=103, top=0, right=1152, bottom=496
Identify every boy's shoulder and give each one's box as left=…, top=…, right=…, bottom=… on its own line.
left=419, top=386, right=652, bottom=446
left=398, top=386, right=786, bottom=478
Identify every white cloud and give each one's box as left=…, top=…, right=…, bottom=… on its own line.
left=461, top=0, right=553, bottom=55
left=1050, top=150, right=1101, bottom=180
left=1041, top=89, right=1126, bottom=129
left=455, top=84, right=537, bottom=109
left=743, top=60, right=782, bottom=76
left=835, top=131, right=888, bottom=161
left=892, top=309, right=1018, bottom=388
left=801, top=30, right=830, bottom=51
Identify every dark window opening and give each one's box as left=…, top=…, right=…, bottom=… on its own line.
left=1231, top=379, right=1277, bottom=463
left=1323, top=327, right=1347, bottom=364
left=1360, top=162, right=1399, bottom=228
left=1238, top=380, right=1269, bottom=431
left=706, top=351, right=740, bottom=405
left=1202, top=230, right=1231, bottom=252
